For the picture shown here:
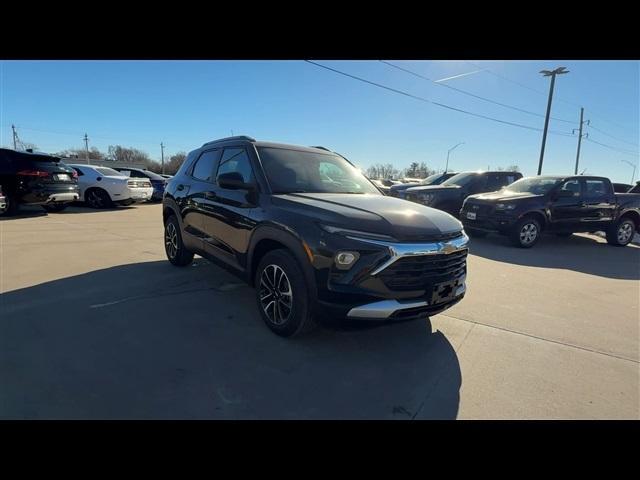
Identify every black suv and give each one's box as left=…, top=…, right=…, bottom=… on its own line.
left=404, top=171, right=523, bottom=216
left=0, top=148, right=79, bottom=216
left=162, top=136, right=469, bottom=337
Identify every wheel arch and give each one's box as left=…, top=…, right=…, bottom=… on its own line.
left=619, top=209, right=640, bottom=232
left=519, top=210, right=547, bottom=230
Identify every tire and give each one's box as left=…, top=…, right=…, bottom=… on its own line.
left=466, top=228, right=488, bottom=238
left=85, top=188, right=112, bottom=209
left=255, top=249, right=316, bottom=338
left=43, top=203, right=68, bottom=213
left=164, top=215, right=194, bottom=266
left=0, top=192, right=19, bottom=217
left=606, top=217, right=636, bottom=247
left=509, top=216, right=542, bottom=248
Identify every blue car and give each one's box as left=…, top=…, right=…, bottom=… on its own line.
left=113, top=167, right=167, bottom=201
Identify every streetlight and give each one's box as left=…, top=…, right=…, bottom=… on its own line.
left=537, top=66, right=569, bottom=175
left=445, top=142, right=465, bottom=172
left=621, top=159, right=637, bottom=184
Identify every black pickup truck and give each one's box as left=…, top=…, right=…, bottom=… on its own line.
left=404, top=171, right=523, bottom=217
left=460, top=175, right=640, bottom=248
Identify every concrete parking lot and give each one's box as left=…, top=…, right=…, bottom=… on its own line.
left=1, top=203, right=638, bottom=419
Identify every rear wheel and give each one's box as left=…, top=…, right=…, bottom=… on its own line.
left=510, top=216, right=541, bottom=248
left=43, top=203, right=68, bottom=213
left=85, top=188, right=112, bottom=209
left=0, top=192, right=18, bottom=217
left=606, top=217, right=636, bottom=247
left=164, top=215, right=194, bottom=266
left=255, top=249, right=316, bottom=338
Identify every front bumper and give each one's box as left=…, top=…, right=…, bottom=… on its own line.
left=314, top=232, right=469, bottom=320
left=460, top=210, right=518, bottom=233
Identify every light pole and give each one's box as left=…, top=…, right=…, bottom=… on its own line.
left=537, top=67, right=569, bottom=175
left=621, top=159, right=637, bottom=184
left=445, top=142, right=465, bottom=172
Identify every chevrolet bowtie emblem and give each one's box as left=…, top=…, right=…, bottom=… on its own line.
left=441, top=242, right=457, bottom=254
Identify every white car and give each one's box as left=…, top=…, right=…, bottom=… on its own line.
left=67, top=164, right=154, bottom=209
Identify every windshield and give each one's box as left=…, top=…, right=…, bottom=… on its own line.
left=442, top=172, right=479, bottom=187
left=421, top=173, right=449, bottom=185
left=504, top=177, right=563, bottom=195
left=258, top=147, right=381, bottom=195
left=95, top=167, right=123, bottom=177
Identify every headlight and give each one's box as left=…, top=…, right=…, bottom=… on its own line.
left=418, top=193, right=434, bottom=204
left=495, top=203, right=516, bottom=210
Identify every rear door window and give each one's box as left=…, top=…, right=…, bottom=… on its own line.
left=560, top=179, right=582, bottom=197
left=583, top=179, right=609, bottom=198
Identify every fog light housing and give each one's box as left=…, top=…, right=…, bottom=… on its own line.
left=334, top=251, right=360, bottom=270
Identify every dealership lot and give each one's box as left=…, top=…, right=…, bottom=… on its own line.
left=0, top=204, right=638, bottom=419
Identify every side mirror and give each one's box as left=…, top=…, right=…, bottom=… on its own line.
left=217, top=172, right=254, bottom=190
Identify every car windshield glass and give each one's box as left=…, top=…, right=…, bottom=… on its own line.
left=257, top=147, right=381, bottom=195
left=504, top=177, right=563, bottom=195
left=95, top=167, right=122, bottom=177
left=442, top=172, right=478, bottom=187
left=421, top=173, right=446, bottom=185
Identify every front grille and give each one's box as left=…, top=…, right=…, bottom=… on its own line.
left=377, top=250, right=467, bottom=291
left=464, top=203, right=493, bottom=215
left=399, top=231, right=463, bottom=243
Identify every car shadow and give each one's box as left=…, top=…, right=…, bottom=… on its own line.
left=0, top=205, right=49, bottom=220
left=0, top=260, right=461, bottom=420
left=468, top=232, right=640, bottom=280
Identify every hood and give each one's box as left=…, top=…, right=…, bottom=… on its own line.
left=272, top=193, right=462, bottom=241
left=468, top=190, right=542, bottom=202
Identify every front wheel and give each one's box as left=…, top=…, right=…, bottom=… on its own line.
left=509, top=216, right=541, bottom=248
left=0, top=192, right=18, bottom=217
left=606, top=217, right=636, bottom=247
left=255, top=249, right=316, bottom=338
left=164, top=215, right=194, bottom=266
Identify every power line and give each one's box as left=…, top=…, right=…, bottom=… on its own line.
left=584, top=137, right=639, bottom=157
left=380, top=60, right=576, bottom=124
left=586, top=123, right=639, bottom=148
left=465, top=60, right=639, bottom=141
left=305, top=60, right=575, bottom=137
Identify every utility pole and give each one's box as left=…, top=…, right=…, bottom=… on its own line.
left=537, top=67, right=569, bottom=175
left=621, top=159, right=637, bottom=184
left=572, top=108, right=589, bottom=175
left=161, top=142, right=165, bottom=175
left=84, top=133, right=90, bottom=165
left=11, top=124, right=18, bottom=149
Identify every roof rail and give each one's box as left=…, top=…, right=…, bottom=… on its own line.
left=202, top=135, right=256, bottom=147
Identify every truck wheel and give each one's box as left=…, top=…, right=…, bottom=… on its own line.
left=606, top=217, right=636, bottom=247
left=85, top=188, right=112, bottom=209
left=510, top=216, right=541, bottom=248
left=255, top=249, right=316, bottom=338
left=43, top=203, right=68, bottom=213
left=466, top=228, right=488, bottom=238
left=0, top=193, right=19, bottom=217
left=164, top=215, right=194, bottom=266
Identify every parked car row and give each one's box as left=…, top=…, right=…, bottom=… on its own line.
left=0, top=148, right=171, bottom=216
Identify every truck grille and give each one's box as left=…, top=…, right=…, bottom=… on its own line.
left=464, top=203, right=493, bottom=215
left=377, top=250, right=467, bottom=291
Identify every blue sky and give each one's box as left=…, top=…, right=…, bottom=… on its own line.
left=1, top=60, right=638, bottom=183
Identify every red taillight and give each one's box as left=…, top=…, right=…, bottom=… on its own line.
left=17, top=170, right=50, bottom=178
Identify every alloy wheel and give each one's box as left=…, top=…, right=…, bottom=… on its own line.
left=165, top=222, right=178, bottom=259
left=520, top=223, right=538, bottom=245
left=617, top=221, right=634, bottom=244
left=259, top=264, right=293, bottom=325
left=87, top=190, right=104, bottom=208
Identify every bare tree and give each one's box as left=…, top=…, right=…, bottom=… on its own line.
left=366, top=163, right=399, bottom=180
left=165, top=152, right=187, bottom=175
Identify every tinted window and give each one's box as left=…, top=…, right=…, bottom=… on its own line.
left=486, top=175, right=503, bottom=191
left=192, top=150, right=221, bottom=182
left=560, top=179, right=581, bottom=196
left=217, top=148, right=253, bottom=184
left=95, top=167, right=122, bottom=177
left=442, top=172, right=479, bottom=187
left=257, top=147, right=380, bottom=194
left=584, top=179, right=608, bottom=198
